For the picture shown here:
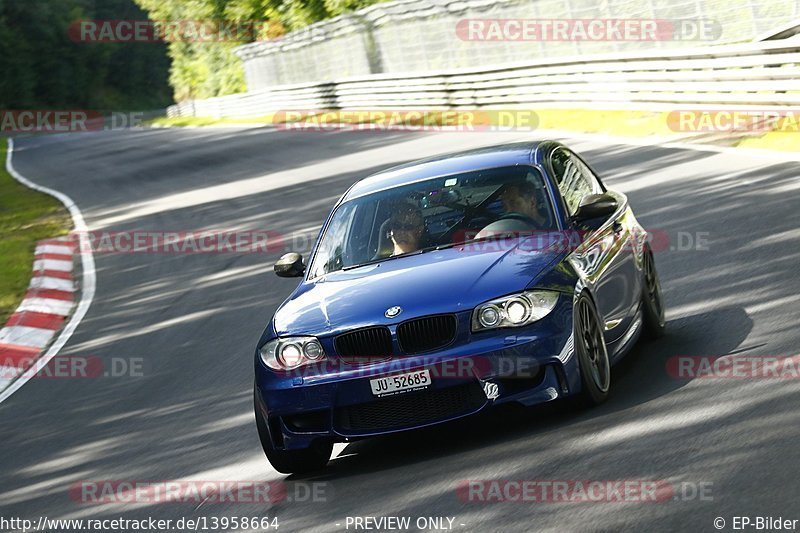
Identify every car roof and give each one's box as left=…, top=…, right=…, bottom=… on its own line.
left=342, top=140, right=557, bottom=201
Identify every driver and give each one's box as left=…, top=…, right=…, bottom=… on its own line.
left=388, top=203, right=426, bottom=256
left=500, top=181, right=548, bottom=228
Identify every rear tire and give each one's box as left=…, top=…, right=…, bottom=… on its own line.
left=641, top=247, right=665, bottom=340
left=572, top=293, right=611, bottom=407
left=254, top=386, right=332, bottom=474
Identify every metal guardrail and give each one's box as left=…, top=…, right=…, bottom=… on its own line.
left=758, top=18, right=800, bottom=40
left=167, top=39, right=800, bottom=119
left=233, top=0, right=799, bottom=88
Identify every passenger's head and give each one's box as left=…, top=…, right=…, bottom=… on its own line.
left=501, top=181, right=542, bottom=220
left=388, top=203, right=424, bottom=255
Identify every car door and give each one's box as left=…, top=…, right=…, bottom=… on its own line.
left=549, top=147, right=640, bottom=343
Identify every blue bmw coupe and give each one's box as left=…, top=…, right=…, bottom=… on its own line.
left=254, top=141, right=664, bottom=473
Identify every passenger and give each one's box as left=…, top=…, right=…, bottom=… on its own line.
left=388, top=204, right=426, bottom=256
left=500, top=181, right=549, bottom=228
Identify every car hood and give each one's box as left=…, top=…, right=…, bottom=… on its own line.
left=274, top=237, right=565, bottom=336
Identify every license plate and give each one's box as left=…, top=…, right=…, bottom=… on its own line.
left=370, top=369, right=431, bottom=397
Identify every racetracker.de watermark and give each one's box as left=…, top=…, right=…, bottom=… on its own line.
left=266, top=355, right=543, bottom=379
left=450, top=229, right=709, bottom=255
left=69, top=19, right=285, bottom=43
left=457, top=479, right=712, bottom=503
left=0, top=110, right=144, bottom=133
left=75, top=230, right=284, bottom=254
left=70, top=480, right=328, bottom=505
left=272, top=109, right=539, bottom=132
left=0, top=356, right=145, bottom=380
left=667, top=109, right=800, bottom=133
left=667, top=355, right=800, bottom=379
left=455, top=19, right=721, bottom=42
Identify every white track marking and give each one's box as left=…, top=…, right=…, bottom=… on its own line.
left=29, top=276, right=75, bottom=292
left=32, top=259, right=73, bottom=272
left=0, top=139, right=96, bottom=404
left=35, top=244, right=73, bottom=255
left=15, top=298, right=74, bottom=316
left=0, top=326, right=56, bottom=348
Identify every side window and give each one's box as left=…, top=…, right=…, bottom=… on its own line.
left=571, top=154, right=603, bottom=195
left=551, top=148, right=602, bottom=216
left=349, top=201, right=377, bottom=264
left=308, top=203, right=356, bottom=279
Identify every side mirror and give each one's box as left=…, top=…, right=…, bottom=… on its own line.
left=274, top=252, right=305, bottom=278
left=572, top=193, right=618, bottom=223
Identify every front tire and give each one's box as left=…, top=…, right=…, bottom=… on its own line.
left=641, top=247, right=665, bottom=340
left=254, top=386, right=332, bottom=474
left=573, top=293, right=611, bottom=407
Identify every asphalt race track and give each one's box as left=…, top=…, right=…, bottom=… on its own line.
left=2, top=127, right=799, bottom=532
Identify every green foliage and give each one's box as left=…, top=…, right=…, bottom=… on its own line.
left=134, top=0, right=387, bottom=101
left=0, top=0, right=386, bottom=107
left=0, top=0, right=171, bottom=109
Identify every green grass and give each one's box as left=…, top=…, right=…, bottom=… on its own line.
left=0, top=138, right=72, bottom=324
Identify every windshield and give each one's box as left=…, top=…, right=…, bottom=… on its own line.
left=307, top=165, right=557, bottom=278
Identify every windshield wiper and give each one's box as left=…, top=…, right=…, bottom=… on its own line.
left=340, top=247, right=433, bottom=271
left=341, top=259, right=382, bottom=271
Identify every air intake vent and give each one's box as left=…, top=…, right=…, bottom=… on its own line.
left=335, top=326, right=393, bottom=363
left=397, top=314, right=457, bottom=354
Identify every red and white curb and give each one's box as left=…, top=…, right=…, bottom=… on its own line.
left=0, top=237, right=77, bottom=388
left=0, top=139, right=96, bottom=403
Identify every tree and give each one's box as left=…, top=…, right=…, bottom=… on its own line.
left=0, top=0, right=171, bottom=110
left=134, top=0, right=387, bottom=102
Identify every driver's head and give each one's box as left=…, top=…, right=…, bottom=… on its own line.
left=388, top=203, right=424, bottom=253
left=501, top=181, right=541, bottom=219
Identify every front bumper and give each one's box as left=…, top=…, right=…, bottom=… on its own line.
left=255, top=304, right=579, bottom=451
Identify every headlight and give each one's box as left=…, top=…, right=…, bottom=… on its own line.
left=259, top=337, right=326, bottom=370
left=472, top=290, right=559, bottom=332
left=479, top=305, right=501, bottom=328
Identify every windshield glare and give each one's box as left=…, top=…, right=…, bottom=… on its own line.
left=308, top=166, right=556, bottom=278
